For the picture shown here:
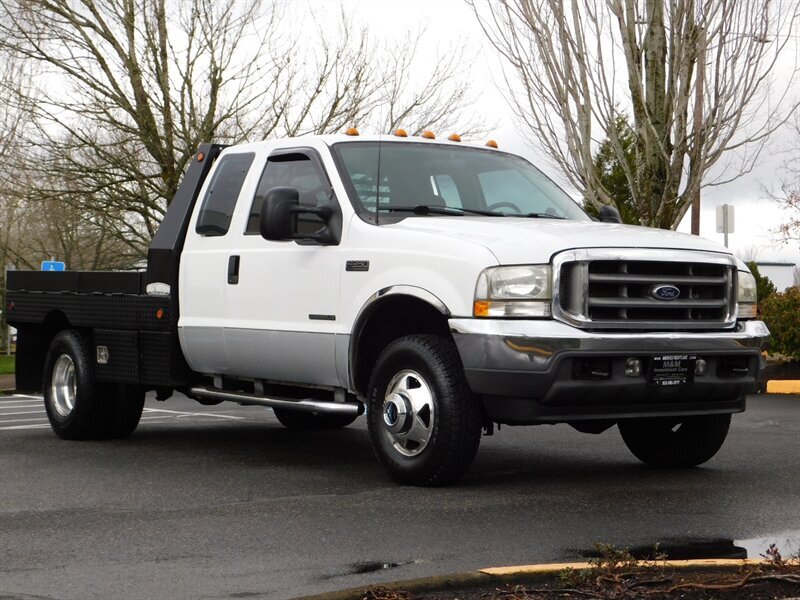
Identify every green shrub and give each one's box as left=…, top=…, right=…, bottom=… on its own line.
left=746, top=261, right=777, bottom=305
left=0, top=355, right=14, bottom=375
left=762, top=287, right=800, bottom=360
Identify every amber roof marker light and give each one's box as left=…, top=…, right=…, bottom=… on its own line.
left=485, top=139, right=499, bottom=148
left=420, top=130, right=435, bottom=139
left=344, top=127, right=360, bottom=136
left=447, top=133, right=462, bottom=142
left=197, top=152, right=205, bottom=162
left=393, top=129, right=408, bottom=137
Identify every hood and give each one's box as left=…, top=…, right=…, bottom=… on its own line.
left=386, top=217, right=731, bottom=265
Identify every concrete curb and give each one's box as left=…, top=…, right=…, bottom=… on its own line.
left=481, top=558, right=765, bottom=575
left=766, top=380, right=800, bottom=394
left=291, top=559, right=768, bottom=600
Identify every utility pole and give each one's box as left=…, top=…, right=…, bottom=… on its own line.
left=690, top=3, right=705, bottom=235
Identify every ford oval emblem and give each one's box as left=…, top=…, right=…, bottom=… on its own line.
left=651, top=284, right=681, bottom=301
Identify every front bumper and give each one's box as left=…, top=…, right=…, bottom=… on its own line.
left=450, top=319, right=770, bottom=424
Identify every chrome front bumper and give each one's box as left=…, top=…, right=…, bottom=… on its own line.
left=449, top=319, right=769, bottom=424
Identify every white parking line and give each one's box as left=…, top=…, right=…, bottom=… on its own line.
left=0, top=399, right=43, bottom=405
left=0, top=396, right=249, bottom=428
left=142, top=408, right=245, bottom=420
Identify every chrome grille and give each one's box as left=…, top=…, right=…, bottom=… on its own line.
left=553, top=249, right=737, bottom=330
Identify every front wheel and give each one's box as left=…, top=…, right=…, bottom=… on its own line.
left=367, top=334, right=483, bottom=486
left=618, top=413, right=732, bottom=468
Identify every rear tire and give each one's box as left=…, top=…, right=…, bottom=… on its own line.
left=43, top=329, right=105, bottom=439
left=101, top=383, right=145, bottom=439
left=273, top=408, right=358, bottom=430
left=619, top=413, right=732, bottom=467
left=43, top=330, right=144, bottom=440
left=366, top=334, right=483, bottom=486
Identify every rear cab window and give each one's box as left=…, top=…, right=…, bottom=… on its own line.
left=195, top=152, right=256, bottom=236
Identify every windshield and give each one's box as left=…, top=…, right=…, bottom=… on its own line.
left=331, top=141, right=590, bottom=222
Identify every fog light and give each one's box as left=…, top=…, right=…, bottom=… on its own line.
left=695, top=358, right=708, bottom=376
left=625, top=358, right=642, bottom=377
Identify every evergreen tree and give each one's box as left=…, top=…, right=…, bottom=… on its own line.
left=584, top=116, right=640, bottom=225
left=746, top=261, right=777, bottom=304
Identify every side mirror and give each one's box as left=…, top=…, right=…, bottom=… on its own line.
left=260, top=186, right=342, bottom=245
left=260, top=187, right=299, bottom=240
left=599, top=205, right=622, bottom=223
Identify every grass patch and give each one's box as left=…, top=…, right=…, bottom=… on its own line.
left=0, top=354, right=15, bottom=374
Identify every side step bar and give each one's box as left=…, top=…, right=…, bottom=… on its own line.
left=188, top=386, right=363, bottom=416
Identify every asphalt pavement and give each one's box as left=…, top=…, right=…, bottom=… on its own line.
left=1, top=392, right=798, bottom=600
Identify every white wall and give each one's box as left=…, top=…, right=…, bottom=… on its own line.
left=757, top=264, right=795, bottom=292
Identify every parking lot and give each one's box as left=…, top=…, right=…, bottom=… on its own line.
left=2, top=392, right=799, bottom=600
left=0, top=393, right=253, bottom=431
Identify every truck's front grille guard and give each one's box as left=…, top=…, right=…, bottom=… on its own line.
left=552, top=249, right=738, bottom=331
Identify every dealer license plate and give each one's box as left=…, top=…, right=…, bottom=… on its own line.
left=648, top=355, right=696, bottom=386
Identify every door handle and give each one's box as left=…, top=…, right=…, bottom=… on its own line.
left=228, top=255, right=240, bottom=285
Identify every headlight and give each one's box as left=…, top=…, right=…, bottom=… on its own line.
left=474, top=265, right=552, bottom=317
left=737, top=270, right=757, bottom=319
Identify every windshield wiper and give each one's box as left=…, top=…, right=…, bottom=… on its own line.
left=522, top=212, right=566, bottom=219
left=381, top=204, right=506, bottom=217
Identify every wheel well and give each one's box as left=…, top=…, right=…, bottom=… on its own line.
left=15, top=311, right=72, bottom=392
left=352, top=296, right=451, bottom=396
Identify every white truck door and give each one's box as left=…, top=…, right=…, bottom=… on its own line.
left=179, top=151, right=256, bottom=375
left=223, top=148, right=343, bottom=386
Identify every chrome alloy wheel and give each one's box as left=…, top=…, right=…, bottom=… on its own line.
left=381, top=369, right=435, bottom=457
left=51, top=354, right=77, bottom=417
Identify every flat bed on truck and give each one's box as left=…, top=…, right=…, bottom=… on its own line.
left=7, top=134, right=770, bottom=485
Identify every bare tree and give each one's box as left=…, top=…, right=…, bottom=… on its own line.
left=736, top=245, right=762, bottom=263
left=378, top=30, right=482, bottom=137
left=768, top=113, right=800, bottom=242
left=0, top=0, right=482, bottom=260
left=471, top=0, right=800, bottom=229
left=0, top=52, right=35, bottom=350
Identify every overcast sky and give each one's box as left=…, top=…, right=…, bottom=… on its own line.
left=332, top=0, right=800, bottom=265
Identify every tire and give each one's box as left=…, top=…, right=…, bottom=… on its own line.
left=43, top=329, right=144, bottom=440
left=101, top=383, right=145, bottom=439
left=366, top=334, right=483, bottom=486
left=618, top=413, right=732, bottom=468
left=273, top=408, right=358, bottom=430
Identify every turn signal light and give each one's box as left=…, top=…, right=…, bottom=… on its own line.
left=473, top=301, right=490, bottom=317
left=344, top=127, right=360, bottom=136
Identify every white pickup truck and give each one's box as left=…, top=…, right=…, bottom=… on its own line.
left=7, top=133, right=769, bottom=485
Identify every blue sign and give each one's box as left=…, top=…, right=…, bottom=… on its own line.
left=41, top=261, right=66, bottom=272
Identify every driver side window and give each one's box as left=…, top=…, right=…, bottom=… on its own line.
left=247, top=153, right=330, bottom=235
